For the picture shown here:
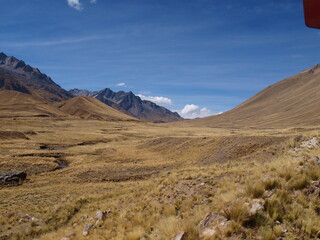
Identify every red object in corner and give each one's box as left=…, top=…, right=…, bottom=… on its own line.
left=304, top=0, right=320, bottom=29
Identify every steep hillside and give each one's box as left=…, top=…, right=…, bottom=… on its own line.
left=69, top=88, right=183, bottom=123
left=0, top=90, right=68, bottom=117
left=181, top=64, right=320, bottom=128
left=54, top=96, right=138, bottom=121
left=0, top=52, right=72, bottom=102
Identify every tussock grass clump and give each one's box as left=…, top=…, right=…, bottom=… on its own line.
left=222, top=199, right=251, bottom=225
left=288, top=174, right=310, bottom=190
left=126, top=227, right=145, bottom=240
left=245, top=181, right=265, bottom=198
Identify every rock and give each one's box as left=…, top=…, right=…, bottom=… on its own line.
left=94, top=210, right=110, bottom=224
left=83, top=223, right=93, bottom=236
left=301, top=137, right=320, bottom=149
left=249, top=199, right=265, bottom=216
left=198, top=212, right=229, bottom=239
left=288, top=147, right=302, bottom=154
left=172, top=231, right=188, bottom=240
left=31, top=217, right=43, bottom=223
left=61, top=232, right=76, bottom=240
left=303, top=181, right=320, bottom=198
left=0, top=171, right=27, bottom=185
left=312, top=156, right=320, bottom=164
left=294, top=135, right=304, bottom=142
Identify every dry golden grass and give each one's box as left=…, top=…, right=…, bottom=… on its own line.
left=0, top=116, right=319, bottom=239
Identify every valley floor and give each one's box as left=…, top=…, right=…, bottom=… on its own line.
left=0, top=117, right=319, bottom=240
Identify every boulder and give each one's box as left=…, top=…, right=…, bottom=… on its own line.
left=94, top=210, right=110, bottom=224
left=0, top=171, right=27, bottom=185
left=172, top=231, right=188, bottom=240
left=249, top=199, right=265, bottom=216
left=198, top=212, right=229, bottom=239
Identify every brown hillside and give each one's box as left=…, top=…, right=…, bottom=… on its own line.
left=180, top=64, right=320, bottom=128
left=54, top=96, right=138, bottom=121
left=0, top=90, right=68, bottom=117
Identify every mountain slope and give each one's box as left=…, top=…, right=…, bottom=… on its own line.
left=69, top=88, right=183, bottom=123
left=54, top=96, right=138, bottom=121
left=0, top=52, right=72, bottom=102
left=181, top=65, right=320, bottom=128
left=0, top=90, right=68, bottom=117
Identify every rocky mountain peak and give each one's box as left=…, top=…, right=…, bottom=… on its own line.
left=70, top=88, right=183, bottom=123
left=0, top=52, right=7, bottom=61
left=0, top=52, right=72, bottom=102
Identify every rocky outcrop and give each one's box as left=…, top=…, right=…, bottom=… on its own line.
left=69, top=88, right=183, bottom=123
left=0, top=171, right=27, bottom=185
left=198, top=212, right=229, bottom=239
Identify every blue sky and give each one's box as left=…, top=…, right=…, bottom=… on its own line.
left=1, top=0, right=320, bottom=118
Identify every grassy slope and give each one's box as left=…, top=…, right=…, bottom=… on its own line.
left=0, top=90, right=68, bottom=117
left=54, top=96, right=138, bottom=121
left=178, top=65, right=320, bottom=128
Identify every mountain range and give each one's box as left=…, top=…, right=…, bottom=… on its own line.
left=69, top=88, right=182, bottom=123
left=0, top=52, right=72, bottom=102
left=0, top=52, right=182, bottom=123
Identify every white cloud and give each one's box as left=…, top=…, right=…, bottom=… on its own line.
left=67, top=0, right=97, bottom=11
left=116, top=83, right=126, bottom=87
left=1, top=35, right=117, bottom=47
left=178, top=104, right=217, bottom=119
left=67, top=0, right=83, bottom=11
left=137, top=95, right=173, bottom=106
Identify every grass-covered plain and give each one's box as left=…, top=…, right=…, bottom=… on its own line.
left=0, top=117, right=319, bottom=239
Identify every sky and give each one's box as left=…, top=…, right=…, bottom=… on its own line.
left=1, top=0, right=320, bottom=118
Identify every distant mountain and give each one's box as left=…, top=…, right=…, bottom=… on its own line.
left=69, top=88, right=183, bottom=123
left=0, top=52, right=72, bottom=102
left=180, top=64, right=320, bottom=128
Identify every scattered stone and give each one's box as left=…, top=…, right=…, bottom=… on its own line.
left=249, top=199, right=265, bottom=216
left=17, top=213, right=43, bottom=223
left=303, top=181, right=320, bottom=198
left=294, top=135, right=304, bottom=142
left=172, top=231, right=188, bottom=240
left=83, top=223, right=93, bottom=236
left=61, top=232, right=76, bottom=240
left=301, top=137, right=320, bottom=150
left=94, top=209, right=111, bottom=224
left=0, top=171, right=27, bottom=185
left=264, top=190, right=276, bottom=199
left=312, top=156, right=320, bottom=164
left=198, top=212, right=229, bottom=239
left=288, top=147, right=302, bottom=154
